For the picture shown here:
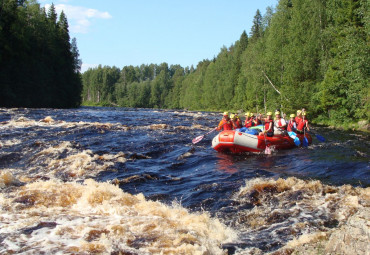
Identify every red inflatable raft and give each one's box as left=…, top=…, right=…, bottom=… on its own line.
left=212, top=130, right=312, bottom=153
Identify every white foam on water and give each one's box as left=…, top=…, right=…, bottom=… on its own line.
left=0, top=138, right=22, bottom=147
left=1, top=141, right=127, bottom=182
left=229, top=177, right=370, bottom=254
left=0, top=179, right=236, bottom=254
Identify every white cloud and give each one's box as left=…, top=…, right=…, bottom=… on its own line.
left=44, top=4, right=112, bottom=34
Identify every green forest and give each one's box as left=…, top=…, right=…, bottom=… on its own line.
left=82, top=0, right=369, bottom=127
left=0, top=0, right=82, bottom=108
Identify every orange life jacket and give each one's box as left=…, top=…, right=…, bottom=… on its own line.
left=218, top=119, right=233, bottom=131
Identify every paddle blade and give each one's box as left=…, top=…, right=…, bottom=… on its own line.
left=316, top=134, right=326, bottom=142
left=192, top=135, right=204, bottom=144
left=294, top=137, right=301, bottom=146
left=303, top=136, right=309, bottom=147
left=288, top=131, right=300, bottom=146
left=264, top=145, right=271, bottom=154
left=288, top=131, right=297, bottom=139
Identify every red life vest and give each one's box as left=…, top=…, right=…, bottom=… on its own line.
left=264, top=119, right=274, bottom=133
left=277, top=118, right=287, bottom=130
left=287, top=120, right=296, bottom=132
left=297, top=119, right=307, bottom=131
left=245, top=119, right=252, bottom=128
left=235, top=119, right=242, bottom=128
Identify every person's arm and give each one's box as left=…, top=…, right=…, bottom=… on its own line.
left=281, top=119, right=287, bottom=128
left=217, top=120, right=224, bottom=130
left=252, top=118, right=257, bottom=125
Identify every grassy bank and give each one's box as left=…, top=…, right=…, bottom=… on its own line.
left=312, top=119, right=369, bottom=132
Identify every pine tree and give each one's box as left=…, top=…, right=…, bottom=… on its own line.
left=250, top=9, right=263, bottom=40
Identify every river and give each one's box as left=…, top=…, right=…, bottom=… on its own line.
left=0, top=107, right=369, bottom=254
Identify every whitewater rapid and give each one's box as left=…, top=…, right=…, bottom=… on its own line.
left=0, top=107, right=369, bottom=254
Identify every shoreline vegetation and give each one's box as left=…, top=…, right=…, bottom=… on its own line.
left=0, top=1, right=82, bottom=108
left=1, top=1, right=368, bottom=132
left=81, top=101, right=370, bottom=132
left=81, top=0, right=369, bottom=132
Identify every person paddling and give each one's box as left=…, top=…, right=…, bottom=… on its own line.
left=230, top=114, right=242, bottom=129
left=250, top=113, right=260, bottom=126
left=244, top=112, right=252, bottom=128
left=234, top=113, right=241, bottom=125
left=274, top=111, right=287, bottom=135
left=217, top=112, right=233, bottom=131
left=256, top=113, right=262, bottom=126
left=295, top=110, right=302, bottom=124
left=259, top=112, right=274, bottom=137
left=287, top=114, right=297, bottom=132
left=296, top=112, right=309, bottom=134
left=249, top=113, right=256, bottom=127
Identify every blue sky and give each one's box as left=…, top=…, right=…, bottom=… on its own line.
left=40, top=0, right=277, bottom=72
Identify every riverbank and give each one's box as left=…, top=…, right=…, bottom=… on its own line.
left=81, top=103, right=370, bottom=132
left=312, top=119, right=369, bottom=133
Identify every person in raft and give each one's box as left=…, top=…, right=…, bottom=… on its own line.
left=217, top=112, right=233, bottom=131
left=259, top=112, right=274, bottom=137
left=287, top=114, right=297, bottom=132
left=248, top=112, right=255, bottom=127
left=256, top=113, right=262, bottom=126
left=230, top=114, right=241, bottom=129
left=274, top=111, right=287, bottom=135
left=244, top=112, right=252, bottom=128
left=296, top=112, right=309, bottom=134
left=295, top=110, right=302, bottom=124
left=234, top=113, right=241, bottom=124
left=250, top=112, right=261, bottom=127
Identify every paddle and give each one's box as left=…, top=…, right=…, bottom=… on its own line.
left=315, top=134, right=326, bottom=142
left=303, top=128, right=309, bottom=147
left=192, top=127, right=217, bottom=144
left=263, top=132, right=271, bottom=154
left=262, top=121, right=271, bottom=154
left=288, top=131, right=301, bottom=146
left=309, top=127, right=326, bottom=142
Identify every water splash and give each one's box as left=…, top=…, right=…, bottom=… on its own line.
left=0, top=178, right=236, bottom=254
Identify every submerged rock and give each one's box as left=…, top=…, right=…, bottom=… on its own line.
left=40, top=116, right=54, bottom=123
left=358, top=120, right=369, bottom=131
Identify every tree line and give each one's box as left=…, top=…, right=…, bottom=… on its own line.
left=0, top=0, right=82, bottom=108
left=84, top=0, right=368, bottom=125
